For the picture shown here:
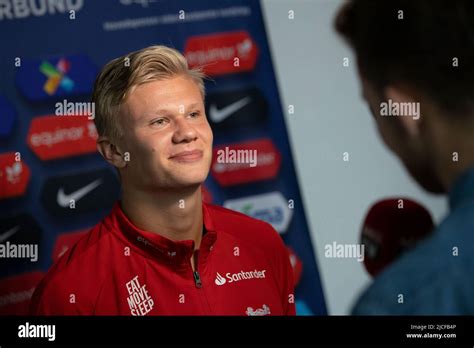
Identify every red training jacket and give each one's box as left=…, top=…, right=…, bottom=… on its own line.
left=30, top=202, right=296, bottom=316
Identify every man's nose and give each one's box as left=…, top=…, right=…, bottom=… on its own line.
left=172, top=117, right=197, bottom=143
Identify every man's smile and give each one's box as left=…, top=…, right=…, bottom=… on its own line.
left=168, top=149, right=203, bottom=163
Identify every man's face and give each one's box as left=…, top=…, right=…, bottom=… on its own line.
left=360, top=78, right=444, bottom=193
left=118, top=75, right=213, bottom=191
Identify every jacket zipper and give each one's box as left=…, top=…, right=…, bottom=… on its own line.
left=192, top=247, right=213, bottom=314
left=192, top=250, right=202, bottom=289
left=193, top=271, right=202, bottom=288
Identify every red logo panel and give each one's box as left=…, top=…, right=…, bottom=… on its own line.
left=0, top=152, right=30, bottom=199
left=27, top=115, right=98, bottom=161
left=0, top=272, right=44, bottom=315
left=52, top=229, right=89, bottom=262
left=185, top=31, right=258, bottom=76
left=211, top=138, right=281, bottom=187
left=287, top=246, right=303, bottom=287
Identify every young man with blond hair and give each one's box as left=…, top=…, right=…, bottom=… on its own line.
left=30, top=45, right=295, bottom=316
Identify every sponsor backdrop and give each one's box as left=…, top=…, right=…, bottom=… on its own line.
left=0, top=0, right=326, bottom=315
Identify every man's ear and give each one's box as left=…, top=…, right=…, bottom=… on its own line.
left=384, top=86, right=422, bottom=138
left=97, top=136, right=127, bottom=169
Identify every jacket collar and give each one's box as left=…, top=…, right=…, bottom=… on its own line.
left=109, top=201, right=217, bottom=264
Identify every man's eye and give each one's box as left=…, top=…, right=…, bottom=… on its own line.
left=189, top=111, right=200, bottom=118
left=151, top=119, right=167, bottom=127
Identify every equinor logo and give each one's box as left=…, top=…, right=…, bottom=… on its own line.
left=215, top=269, right=267, bottom=286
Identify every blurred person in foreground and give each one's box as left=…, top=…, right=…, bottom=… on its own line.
left=335, top=0, right=474, bottom=314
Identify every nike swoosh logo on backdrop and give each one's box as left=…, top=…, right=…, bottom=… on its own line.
left=56, top=179, right=103, bottom=208
left=0, top=225, right=20, bottom=243
left=209, top=96, right=252, bottom=123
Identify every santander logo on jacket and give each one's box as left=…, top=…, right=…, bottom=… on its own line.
left=30, top=202, right=295, bottom=316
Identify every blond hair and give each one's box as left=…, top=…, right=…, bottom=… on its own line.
left=92, top=45, right=206, bottom=141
